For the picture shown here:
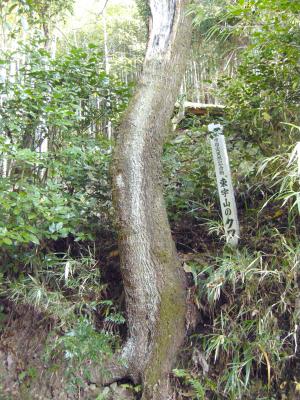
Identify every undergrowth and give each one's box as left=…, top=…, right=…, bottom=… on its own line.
left=0, top=0, right=300, bottom=398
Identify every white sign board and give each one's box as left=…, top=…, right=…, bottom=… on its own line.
left=209, top=123, right=240, bottom=246
left=288, top=142, right=300, bottom=214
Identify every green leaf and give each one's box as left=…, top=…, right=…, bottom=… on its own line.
left=262, top=112, right=271, bottom=122
left=2, top=238, right=13, bottom=245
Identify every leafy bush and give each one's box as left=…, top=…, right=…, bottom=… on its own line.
left=0, top=43, right=130, bottom=149
left=218, top=0, right=300, bottom=155
left=45, top=318, right=118, bottom=393
left=185, top=242, right=300, bottom=399
left=0, top=41, right=130, bottom=274
left=163, top=126, right=217, bottom=220
left=0, top=138, right=112, bottom=258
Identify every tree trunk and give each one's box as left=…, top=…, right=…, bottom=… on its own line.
left=109, top=1, right=192, bottom=399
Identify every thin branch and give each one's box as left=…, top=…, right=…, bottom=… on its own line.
left=97, top=0, right=109, bottom=17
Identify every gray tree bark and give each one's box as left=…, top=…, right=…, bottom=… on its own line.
left=97, top=2, right=192, bottom=399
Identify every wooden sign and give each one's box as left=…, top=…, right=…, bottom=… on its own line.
left=209, top=123, right=240, bottom=246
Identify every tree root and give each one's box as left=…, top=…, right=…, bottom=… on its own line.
left=88, top=355, right=130, bottom=387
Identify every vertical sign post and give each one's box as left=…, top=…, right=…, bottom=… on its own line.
left=288, top=142, right=300, bottom=214
left=209, top=123, right=240, bottom=246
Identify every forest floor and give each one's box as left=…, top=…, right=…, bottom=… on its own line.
left=1, top=203, right=299, bottom=399
left=0, top=216, right=210, bottom=400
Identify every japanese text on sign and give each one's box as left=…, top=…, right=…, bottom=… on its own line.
left=209, top=123, right=240, bottom=246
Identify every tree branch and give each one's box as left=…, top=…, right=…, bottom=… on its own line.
left=97, top=0, right=109, bottom=17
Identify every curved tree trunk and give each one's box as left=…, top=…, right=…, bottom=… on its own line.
left=110, top=1, right=192, bottom=399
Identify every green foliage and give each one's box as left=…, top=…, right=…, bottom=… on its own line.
left=1, top=1, right=300, bottom=399
left=188, top=0, right=237, bottom=42
left=3, top=247, right=124, bottom=391
left=3, top=250, right=107, bottom=323
left=174, top=369, right=207, bottom=399
left=258, top=140, right=300, bottom=216
left=0, top=7, right=129, bottom=393
left=0, top=40, right=130, bottom=272
left=64, top=2, right=146, bottom=82
left=0, top=0, right=74, bottom=37
left=58, top=319, right=115, bottom=365
left=135, top=0, right=151, bottom=26
left=0, top=43, right=130, bottom=149
left=0, top=138, right=112, bottom=254
left=47, top=318, right=117, bottom=392
left=163, top=126, right=217, bottom=220
left=187, top=241, right=300, bottom=399
left=218, top=0, right=300, bottom=155
left=18, top=367, right=38, bottom=384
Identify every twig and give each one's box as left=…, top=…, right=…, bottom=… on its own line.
left=97, top=0, right=109, bottom=17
